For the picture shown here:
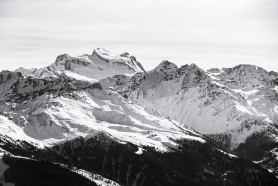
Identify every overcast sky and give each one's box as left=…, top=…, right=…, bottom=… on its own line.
left=0, top=0, right=277, bottom=72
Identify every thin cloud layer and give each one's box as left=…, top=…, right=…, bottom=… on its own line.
left=0, top=0, right=277, bottom=71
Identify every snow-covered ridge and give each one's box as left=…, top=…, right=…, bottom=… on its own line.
left=16, top=48, right=146, bottom=82
left=102, top=62, right=278, bottom=151
left=216, top=64, right=278, bottom=89
left=151, top=60, right=178, bottom=74
left=0, top=71, right=206, bottom=151
left=16, top=67, right=58, bottom=79
left=93, top=48, right=146, bottom=73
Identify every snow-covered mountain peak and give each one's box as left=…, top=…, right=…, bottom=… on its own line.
left=16, top=48, right=146, bottom=82
left=189, top=63, right=198, bottom=68
left=0, top=71, right=24, bottom=94
left=0, top=70, right=23, bottom=82
left=208, top=64, right=277, bottom=89
left=179, top=63, right=200, bottom=71
left=223, top=64, right=266, bottom=74
left=102, top=62, right=212, bottom=102
left=54, top=53, right=94, bottom=69
left=92, top=48, right=145, bottom=73
left=93, top=48, right=110, bottom=55
left=16, top=66, right=58, bottom=79
left=269, top=70, right=278, bottom=77
left=152, top=60, right=178, bottom=74
left=173, top=63, right=210, bottom=86
left=119, top=52, right=129, bottom=57
left=207, top=68, right=222, bottom=73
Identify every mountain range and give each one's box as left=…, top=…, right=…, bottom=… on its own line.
left=0, top=48, right=278, bottom=186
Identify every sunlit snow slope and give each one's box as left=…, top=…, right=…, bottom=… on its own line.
left=16, top=48, right=145, bottom=81
left=101, top=61, right=278, bottom=175
left=0, top=70, right=204, bottom=151
left=106, top=62, right=278, bottom=149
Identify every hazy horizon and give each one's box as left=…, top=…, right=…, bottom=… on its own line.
left=1, top=0, right=277, bottom=72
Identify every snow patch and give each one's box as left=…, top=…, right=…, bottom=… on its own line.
left=64, top=71, right=98, bottom=82
left=135, top=147, right=144, bottom=155
left=73, top=169, right=121, bottom=186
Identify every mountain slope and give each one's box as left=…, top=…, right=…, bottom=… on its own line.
left=0, top=73, right=276, bottom=185
left=2, top=154, right=98, bottom=186
left=0, top=70, right=205, bottom=150
left=1, top=49, right=278, bottom=184
left=102, top=62, right=278, bottom=175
